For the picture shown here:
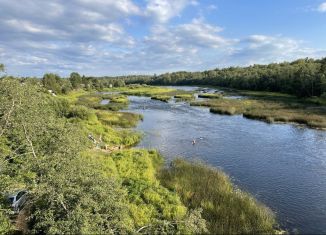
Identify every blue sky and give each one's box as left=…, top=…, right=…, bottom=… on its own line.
left=0, top=0, right=325, bottom=77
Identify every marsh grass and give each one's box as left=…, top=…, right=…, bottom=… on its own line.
left=159, top=159, right=277, bottom=234
left=191, top=97, right=326, bottom=129
left=151, top=95, right=171, bottom=102
left=198, top=93, right=223, bottom=99
left=174, top=94, right=195, bottom=102
left=96, top=110, right=143, bottom=128
left=77, top=93, right=129, bottom=111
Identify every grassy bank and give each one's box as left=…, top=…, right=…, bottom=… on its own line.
left=160, top=159, right=277, bottom=234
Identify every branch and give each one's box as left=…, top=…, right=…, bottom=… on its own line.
left=22, top=123, right=37, bottom=158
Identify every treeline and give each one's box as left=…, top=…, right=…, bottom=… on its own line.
left=148, top=58, right=326, bottom=98
left=72, top=58, right=326, bottom=98
left=41, top=72, right=127, bottom=94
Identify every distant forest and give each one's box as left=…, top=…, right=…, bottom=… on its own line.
left=95, top=58, right=326, bottom=98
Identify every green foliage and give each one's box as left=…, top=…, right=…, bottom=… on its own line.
left=69, top=72, right=82, bottom=89
left=68, top=105, right=93, bottom=120
left=30, top=156, right=131, bottom=234
left=0, top=208, right=12, bottom=235
left=160, top=159, right=277, bottom=234
left=42, top=73, right=64, bottom=94
left=0, top=64, right=4, bottom=72
left=147, top=58, right=326, bottom=98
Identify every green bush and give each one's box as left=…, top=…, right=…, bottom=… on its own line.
left=68, top=105, right=93, bottom=120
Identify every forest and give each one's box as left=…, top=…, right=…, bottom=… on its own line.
left=149, top=58, right=326, bottom=98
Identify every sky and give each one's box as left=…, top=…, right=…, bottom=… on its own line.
left=0, top=0, right=326, bottom=77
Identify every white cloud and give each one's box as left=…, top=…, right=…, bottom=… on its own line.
left=318, top=2, right=326, bottom=12
left=228, top=35, right=325, bottom=66
left=0, top=0, right=325, bottom=76
left=146, top=0, right=198, bottom=23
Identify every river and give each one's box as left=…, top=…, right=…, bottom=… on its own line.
left=123, top=86, right=326, bottom=234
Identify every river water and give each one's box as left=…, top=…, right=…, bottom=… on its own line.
left=125, top=86, right=326, bottom=234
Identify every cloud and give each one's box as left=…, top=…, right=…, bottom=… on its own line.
left=0, top=0, right=140, bottom=44
left=227, top=35, right=326, bottom=66
left=318, top=2, right=326, bottom=12
left=145, top=0, right=198, bottom=23
left=0, top=0, right=141, bottom=75
left=0, top=1, right=325, bottom=76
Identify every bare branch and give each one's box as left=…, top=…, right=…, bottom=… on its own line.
left=22, top=123, right=37, bottom=158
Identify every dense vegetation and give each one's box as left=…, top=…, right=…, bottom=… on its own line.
left=149, top=58, right=326, bottom=98
left=0, top=77, right=279, bottom=234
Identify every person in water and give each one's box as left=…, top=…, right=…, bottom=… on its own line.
left=192, top=139, right=196, bottom=145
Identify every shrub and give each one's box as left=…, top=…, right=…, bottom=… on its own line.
left=68, top=105, right=93, bottom=120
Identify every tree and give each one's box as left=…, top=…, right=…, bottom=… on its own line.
left=69, top=72, right=82, bottom=89
left=0, top=64, right=4, bottom=72
left=42, top=73, right=62, bottom=94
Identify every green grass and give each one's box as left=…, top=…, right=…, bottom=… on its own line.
left=96, top=110, right=143, bottom=128
left=159, top=159, right=278, bottom=234
left=151, top=95, right=171, bottom=102
left=81, top=150, right=207, bottom=233
left=198, top=93, right=223, bottom=99
left=57, top=89, right=89, bottom=104
left=79, top=111, right=141, bottom=148
left=76, top=93, right=129, bottom=111
left=174, top=94, right=195, bottom=102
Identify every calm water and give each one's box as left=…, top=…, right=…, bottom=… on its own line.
left=126, top=86, right=326, bottom=234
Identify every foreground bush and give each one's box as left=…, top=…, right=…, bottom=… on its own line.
left=160, top=159, right=277, bottom=234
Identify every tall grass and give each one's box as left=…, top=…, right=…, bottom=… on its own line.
left=174, top=94, right=195, bottom=102
left=151, top=95, right=171, bottom=102
left=191, top=97, right=326, bottom=129
left=96, top=110, right=143, bottom=128
left=198, top=93, right=223, bottom=99
left=159, top=159, right=277, bottom=234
